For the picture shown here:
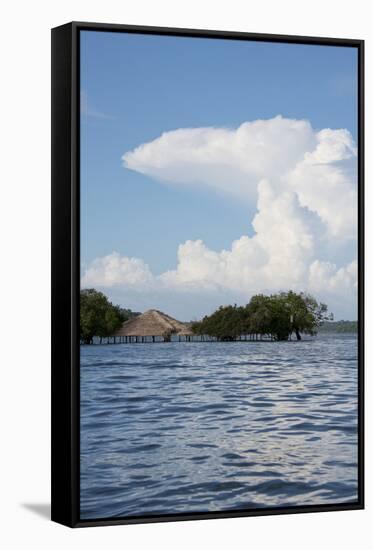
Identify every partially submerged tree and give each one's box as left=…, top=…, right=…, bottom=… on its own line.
left=192, top=304, right=248, bottom=341
left=80, top=288, right=126, bottom=344
left=245, top=294, right=277, bottom=337
left=279, top=290, right=333, bottom=340
left=191, top=291, right=332, bottom=341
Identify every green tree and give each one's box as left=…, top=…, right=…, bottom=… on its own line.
left=245, top=294, right=274, bottom=337
left=191, top=305, right=247, bottom=341
left=191, top=290, right=332, bottom=342
left=80, top=289, right=125, bottom=344
left=119, top=307, right=141, bottom=322
left=279, top=290, right=332, bottom=340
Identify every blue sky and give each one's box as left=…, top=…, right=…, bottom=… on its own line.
left=80, top=30, right=358, bottom=320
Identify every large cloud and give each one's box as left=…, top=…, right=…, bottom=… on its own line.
left=123, top=116, right=357, bottom=240
left=82, top=116, right=358, bottom=320
left=123, top=116, right=316, bottom=203
left=159, top=179, right=318, bottom=291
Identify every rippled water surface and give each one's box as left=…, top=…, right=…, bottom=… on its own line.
left=80, top=334, right=358, bottom=519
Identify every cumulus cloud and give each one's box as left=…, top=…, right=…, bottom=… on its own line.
left=308, top=259, right=357, bottom=295
left=287, top=128, right=357, bottom=239
left=82, top=116, right=358, bottom=319
left=81, top=252, right=153, bottom=288
left=159, top=179, right=318, bottom=292
left=122, top=116, right=357, bottom=239
left=123, top=116, right=316, bottom=203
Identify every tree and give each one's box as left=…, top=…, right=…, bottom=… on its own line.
left=191, top=290, right=332, bottom=341
left=279, top=291, right=332, bottom=340
left=119, top=308, right=141, bottom=322
left=245, top=294, right=274, bottom=337
left=191, top=305, right=247, bottom=341
left=80, top=289, right=125, bottom=344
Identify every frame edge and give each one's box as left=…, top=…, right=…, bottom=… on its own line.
left=51, top=22, right=79, bottom=528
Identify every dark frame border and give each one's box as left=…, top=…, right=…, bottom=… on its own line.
left=51, top=21, right=364, bottom=528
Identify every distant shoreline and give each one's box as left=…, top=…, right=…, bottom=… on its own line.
left=318, top=320, right=358, bottom=333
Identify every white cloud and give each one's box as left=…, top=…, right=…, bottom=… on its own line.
left=82, top=116, right=358, bottom=320
left=159, top=179, right=317, bottom=292
left=122, top=116, right=357, bottom=240
left=123, top=116, right=316, bottom=203
left=81, top=252, right=153, bottom=288
left=308, top=259, right=357, bottom=295
left=287, top=128, right=357, bottom=239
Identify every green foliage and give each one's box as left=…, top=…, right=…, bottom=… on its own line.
left=192, top=305, right=246, bottom=341
left=119, top=308, right=141, bottom=322
left=80, top=289, right=127, bottom=344
left=192, top=291, right=332, bottom=341
left=269, top=290, right=333, bottom=340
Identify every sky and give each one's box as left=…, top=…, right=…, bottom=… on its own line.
left=80, top=30, right=358, bottom=321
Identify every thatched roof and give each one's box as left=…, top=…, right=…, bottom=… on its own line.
left=114, top=309, right=193, bottom=337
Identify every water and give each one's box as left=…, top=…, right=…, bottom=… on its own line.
left=80, top=333, right=358, bottom=519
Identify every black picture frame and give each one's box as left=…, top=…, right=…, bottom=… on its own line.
left=51, top=21, right=365, bottom=528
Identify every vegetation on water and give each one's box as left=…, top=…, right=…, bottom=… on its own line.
left=80, top=289, right=139, bottom=344
left=191, top=291, right=333, bottom=341
left=80, top=288, right=340, bottom=344
left=318, top=320, right=357, bottom=333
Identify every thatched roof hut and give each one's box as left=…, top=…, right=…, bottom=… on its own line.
left=114, top=309, right=193, bottom=339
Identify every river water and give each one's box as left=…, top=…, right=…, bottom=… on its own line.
left=80, top=334, right=358, bottom=519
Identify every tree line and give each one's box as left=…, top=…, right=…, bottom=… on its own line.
left=191, top=291, right=332, bottom=341
left=318, top=320, right=357, bottom=333
left=80, top=288, right=332, bottom=344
